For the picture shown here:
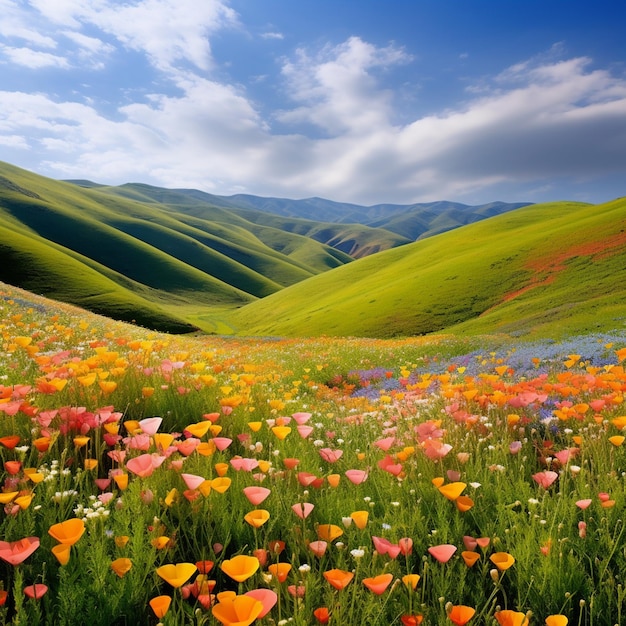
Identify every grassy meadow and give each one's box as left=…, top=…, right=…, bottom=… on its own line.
left=2, top=282, right=626, bottom=625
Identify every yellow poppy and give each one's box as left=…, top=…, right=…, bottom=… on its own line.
left=220, top=555, right=260, bottom=583
left=156, top=563, right=197, bottom=588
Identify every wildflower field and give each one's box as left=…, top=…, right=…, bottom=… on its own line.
left=2, top=284, right=626, bottom=626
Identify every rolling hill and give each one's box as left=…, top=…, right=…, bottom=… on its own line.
left=0, top=162, right=352, bottom=332
left=229, top=197, right=626, bottom=339
left=3, top=160, right=624, bottom=341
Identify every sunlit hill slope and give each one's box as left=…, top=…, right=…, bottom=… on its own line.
left=230, top=197, right=626, bottom=339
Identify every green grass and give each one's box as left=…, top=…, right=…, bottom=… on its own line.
left=229, top=198, right=626, bottom=339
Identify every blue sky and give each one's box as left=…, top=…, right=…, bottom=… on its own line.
left=1, top=0, right=625, bottom=206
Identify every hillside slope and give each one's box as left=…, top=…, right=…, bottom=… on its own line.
left=0, top=162, right=358, bottom=331
left=229, top=198, right=626, bottom=339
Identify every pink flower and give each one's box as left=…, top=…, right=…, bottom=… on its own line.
left=345, top=470, right=368, bottom=485
left=509, top=441, right=522, bottom=455
left=230, top=457, right=259, bottom=472
left=319, top=448, right=343, bottom=463
left=398, top=537, right=413, bottom=556
left=182, top=474, right=206, bottom=491
left=292, top=502, right=314, bottom=519
left=372, top=536, right=401, bottom=559
left=422, top=439, right=452, bottom=460
left=532, top=471, right=558, bottom=489
left=428, top=544, right=457, bottom=563
left=309, top=541, right=328, bottom=557
left=374, top=437, right=396, bottom=451
left=245, top=589, right=278, bottom=618
left=243, top=486, right=271, bottom=506
left=138, top=417, right=162, bottom=435
left=24, top=584, right=48, bottom=600
left=0, top=537, right=40, bottom=565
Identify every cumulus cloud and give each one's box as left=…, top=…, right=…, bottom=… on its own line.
left=0, top=0, right=625, bottom=204
left=278, top=37, right=412, bottom=135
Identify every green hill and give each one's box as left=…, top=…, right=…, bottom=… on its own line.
left=229, top=198, right=626, bottom=339
left=0, top=162, right=362, bottom=332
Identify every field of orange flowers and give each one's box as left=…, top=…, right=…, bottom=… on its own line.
left=2, top=284, right=626, bottom=625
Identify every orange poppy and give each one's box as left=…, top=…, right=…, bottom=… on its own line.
left=244, top=509, right=270, bottom=528
left=402, top=574, right=420, bottom=590
left=362, top=573, right=394, bottom=595
left=196, top=560, right=214, bottom=574
left=268, top=539, right=285, bottom=555
left=111, top=558, right=133, bottom=578
left=313, top=607, right=330, bottom=624
left=156, top=563, right=197, bottom=588
left=48, top=518, right=86, bottom=546
left=220, top=555, right=260, bottom=583
left=327, top=474, right=340, bottom=487
left=271, top=426, right=291, bottom=440
left=494, top=610, right=530, bottom=626
left=317, top=524, right=343, bottom=542
left=51, top=543, right=71, bottom=566
left=490, top=552, right=515, bottom=571
left=456, top=496, right=474, bottom=512
left=113, top=473, right=129, bottom=490
left=545, top=616, right=568, bottom=626
left=4, top=461, right=21, bottom=475
left=0, top=435, right=20, bottom=449
left=33, top=437, right=50, bottom=452
left=149, top=595, right=172, bottom=619
left=350, top=511, right=369, bottom=529
left=448, top=605, right=476, bottom=625
left=438, top=482, right=466, bottom=501
left=268, top=562, right=292, bottom=583
left=323, top=568, right=354, bottom=590
left=211, top=477, right=232, bottom=493
left=461, top=551, right=480, bottom=567
left=212, top=594, right=263, bottom=626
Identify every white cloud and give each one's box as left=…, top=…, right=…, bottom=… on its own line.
left=261, top=32, right=284, bottom=40
left=0, top=46, right=69, bottom=68
left=0, top=12, right=625, bottom=205
left=0, top=0, right=57, bottom=47
left=62, top=30, right=114, bottom=56
left=278, top=36, right=412, bottom=135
